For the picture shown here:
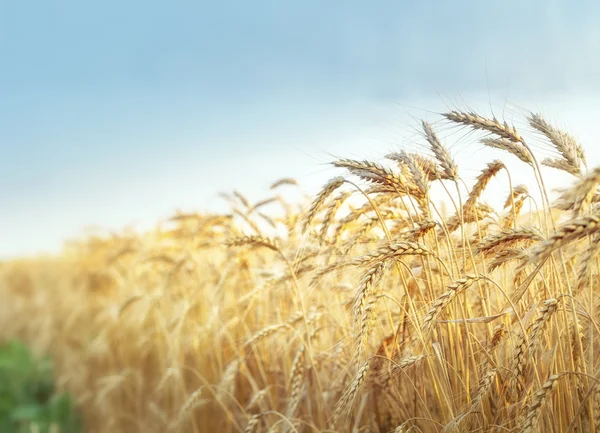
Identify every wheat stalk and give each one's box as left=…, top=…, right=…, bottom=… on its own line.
left=270, top=177, right=298, bottom=189
left=226, top=235, right=280, bottom=252
left=444, top=111, right=523, bottom=142
left=319, top=191, right=352, bottom=241
left=527, top=298, right=559, bottom=355
left=330, top=358, right=372, bottom=427
left=244, top=414, right=262, bottom=433
left=354, top=264, right=387, bottom=362
left=530, top=214, right=600, bottom=263
left=421, top=120, right=459, bottom=181
left=481, top=137, right=534, bottom=165
left=520, top=374, right=563, bottom=432
left=303, top=177, right=345, bottom=233
left=575, top=235, right=600, bottom=294
left=476, top=227, right=543, bottom=255
left=529, top=112, right=584, bottom=176
left=464, top=160, right=505, bottom=212
left=488, top=248, right=528, bottom=272
left=334, top=159, right=421, bottom=197
left=421, top=275, right=483, bottom=335
left=286, top=345, right=306, bottom=417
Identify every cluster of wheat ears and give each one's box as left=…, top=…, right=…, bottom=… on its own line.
left=1, top=107, right=600, bottom=433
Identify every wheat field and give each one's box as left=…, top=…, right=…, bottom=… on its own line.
left=1, top=108, right=600, bottom=432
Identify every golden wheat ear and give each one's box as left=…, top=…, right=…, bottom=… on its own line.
left=302, top=176, right=345, bottom=233
left=528, top=112, right=585, bottom=176
left=421, top=120, right=459, bottom=181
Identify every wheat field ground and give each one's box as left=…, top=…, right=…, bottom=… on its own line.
left=1, top=108, right=600, bottom=433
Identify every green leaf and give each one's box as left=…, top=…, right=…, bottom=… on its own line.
left=0, top=341, right=83, bottom=433
left=10, top=404, right=43, bottom=421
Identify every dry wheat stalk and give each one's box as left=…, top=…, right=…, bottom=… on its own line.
left=445, top=202, right=494, bottom=233
left=504, top=185, right=529, bottom=208
left=233, top=190, right=252, bottom=210
left=502, top=195, right=527, bottom=228
left=570, top=320, right=585, bottom=368
left=330, top=196, right=396, bottom=244
left=527, top=298, right=559, bottom=355
left=358, top=292, right=381, bottom=361
left=270, top=177, right=298, bottom=189
left=529, top=112, right=584, bottom=176
left=330, top=358, right=372, bottom=427
left=226, top=235, right=280, bottom=252
left=251, top=197, right=278, bottom=212
left=303, top=177, right=345, bottom=233
left=392, top=421, right=411, bottom=433
left=245, top=387, right=271, bottom=411
left=334, top=159, right=421, bottom=197
left=388, top=151, right=431, bottom=216
left=491, top=323, right=507, bottom=350
left=343, top=216, right=382, bottom=252
left=354, top=262, right=386, bottom=326
left=390, top=354, right=426, bottom=373
left=510, top=300, right=559, bottom=400
left=352, top=241, right=434, bottom=267
left=576, top=179, right=600, bottom=217
left=512, top=333, right=529, bottom=393
left=244, top=414, right=262, bottom=433
left=386, top=152, right=442, bottom=182
left=481, top=137, right=534, bottom=165
left=530, top=214, right=600, bottom=263
left=520, top=374, right=563, bottom=432
left=412, top=153, right=445, bottom=181
left=575, top=235, right=600, bottom=294
left=256, top=211, right=277, bottom=229
left=476, top=227, right=543, bottom=255
left=232, top=208, right=263, bottom=234
left=378, top=208, right=408, bottom=221
left=488, top=248, right=529, bottom=272
left=445, top=367, right=498, bottom=432
left=464, top=160, right=505, bottom=212
left=244, top=323, right=292, bottom=347
left=399, top=220, right=437, bottom=241
left=444, top=110, right=523, bottom=142
left=405, top=154, right=431, bottom=218
left=177, top=387, right=206, bottom=425
left=286, top=345, right=306, bottom=418
left=421, top=120, right=459, bottom=181
left=542, top=158, right=581, bottom=176
left=421, top=275, right=483, bottom=335
left=559, top=167, right=600, bottom=216
left=391, top=151, right=429, bottom=195
left=319, top=191, right=352, bottom=241
left=216, top=359, right=240, bottom=404
left=594, top=383, right=600, bottom=433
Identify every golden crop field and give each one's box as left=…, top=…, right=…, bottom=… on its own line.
left=1, top=109, right=599, bottom=433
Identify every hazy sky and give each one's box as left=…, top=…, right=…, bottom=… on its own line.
left=2, top=1, right=600, bottom=257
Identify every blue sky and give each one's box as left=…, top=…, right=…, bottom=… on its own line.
left=2, top=1, right=600, bottom=257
